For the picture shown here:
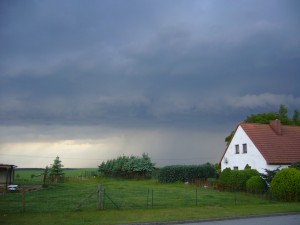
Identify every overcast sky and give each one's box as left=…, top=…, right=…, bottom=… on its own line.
left=1, top=0, right=300, bottom=168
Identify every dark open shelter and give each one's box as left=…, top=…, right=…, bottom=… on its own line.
left=0, top=164, right=17, bottom=192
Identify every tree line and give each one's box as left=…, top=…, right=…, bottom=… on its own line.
left=98, top=153, right=155, bottom=179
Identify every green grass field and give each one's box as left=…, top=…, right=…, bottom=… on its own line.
left=14, top=168, right=98, bottom=184
left=1, top=169, right=300, bottom=225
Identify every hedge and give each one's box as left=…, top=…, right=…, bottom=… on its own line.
left=218, top=168, right=259, bottom=191
left=157, top=163, right=217, bottom=183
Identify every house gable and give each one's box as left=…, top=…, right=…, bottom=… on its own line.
left=221, top=125, right=268, bottom=173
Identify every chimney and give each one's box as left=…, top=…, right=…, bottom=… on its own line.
left=270, top=119, right=282, bottom=135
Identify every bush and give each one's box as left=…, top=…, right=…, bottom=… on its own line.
left=218, top=168, right=232, bottom=190
left=157, top=163, right=217, bottom=183
left=260, top=167, right=280, bottom=186
left=98, top=153, right=155, bottom=179
left=246, top=176, right=267, bottom=193
left=218, top=168, right=259, bottom=191
left=290, top=161, right=300, bottom=170
left=270, top=168, right=300, bottom=201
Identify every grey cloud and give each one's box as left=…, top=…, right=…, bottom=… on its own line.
left=1, top=1, right=300, bottom=167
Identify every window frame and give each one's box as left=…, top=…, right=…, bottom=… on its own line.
left=235, top=144, right=240, bottom=154
left=243, top=143, right=247, bottom=154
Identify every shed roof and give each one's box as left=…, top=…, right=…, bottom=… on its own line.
left=0, top=164, right=16, bottom=169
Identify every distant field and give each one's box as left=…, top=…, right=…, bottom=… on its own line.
left=14, top=168, right=98, bottom=184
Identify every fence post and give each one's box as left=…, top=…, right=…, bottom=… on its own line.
left=97, top=184, right=102, bottom=210
left=196, top=188, right=198, bottom=206
left=22, top=187, right=26, bottom=213
left=147, top=188, right=149, bottom=208
left=151, top=189, right=154, bottom=208
left=102, top=189, right=106, bottom=209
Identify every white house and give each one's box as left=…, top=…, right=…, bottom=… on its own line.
left=220, top=120, right=300, bottom=174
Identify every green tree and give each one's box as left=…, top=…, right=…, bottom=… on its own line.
left=292, top=110, right=300, bottom=125
left=245, top=112, right=277, bottom=124
left=277, top=104, right=291, bottom=125
left=225, top=131, right=234, bottom=145
left=49, top=156, right=64, bottom=183
left=98, top=153, right=155, bottom=179
left=214, top=163, right=221, bottom=176
left=278, top=104, right=288, bottom=118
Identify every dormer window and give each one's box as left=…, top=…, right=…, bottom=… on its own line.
left=243, top=144, right=247, bottom=154
left=235, top=145, right=239, bottom=154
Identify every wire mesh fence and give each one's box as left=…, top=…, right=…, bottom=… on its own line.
left=1, top=183, right=99, bottom=213
left=1, top=181, right=299, bottom=214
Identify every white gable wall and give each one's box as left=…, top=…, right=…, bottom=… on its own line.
left=221, top=126, right=274, bottom=174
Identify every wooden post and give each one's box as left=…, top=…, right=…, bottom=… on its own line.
left=97, top=184, right=102, bottom=209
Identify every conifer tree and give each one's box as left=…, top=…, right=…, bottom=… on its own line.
left=49, top=156, right=64, bottom=183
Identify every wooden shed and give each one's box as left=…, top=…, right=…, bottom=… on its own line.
left=0, top=164, right=17, bottom=192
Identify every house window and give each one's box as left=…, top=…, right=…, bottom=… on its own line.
left=234, top=166, right=238, bottom=170
left=243, top=144, right=247, bottom=154
left=235, top=145, right=239, bottom=154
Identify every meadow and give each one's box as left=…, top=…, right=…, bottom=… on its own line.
left=1, top=169, right=300, bottom=225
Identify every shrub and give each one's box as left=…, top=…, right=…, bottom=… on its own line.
left=218, top=168, right=232, bottom=190
left=157, top=163, right=217, bottom=183
left=218, top=168, right=259, bottom=191
left=231, top=169, right=259, bottom=191
left=290, top=161, right=300, bottom=170
left=260, top=167, right=280, bottom=186
left=270, top=168, right=300, bottom=201
left=98, top=153, right=155, bottom=179
left=246, top=176, right=267, bottom=193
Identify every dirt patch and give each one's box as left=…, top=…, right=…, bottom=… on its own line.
left=19, top=185, right=43, bottom=192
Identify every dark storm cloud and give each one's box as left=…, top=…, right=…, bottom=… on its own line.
left=1, top=0, right=300, bottom=127
left=1, top=0, right=300, bottom=167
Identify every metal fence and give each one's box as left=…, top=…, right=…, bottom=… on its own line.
left=1, top=183, right=298, bottom=214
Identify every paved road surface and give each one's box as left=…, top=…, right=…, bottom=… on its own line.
left=178, top=214, right=300, bottom=225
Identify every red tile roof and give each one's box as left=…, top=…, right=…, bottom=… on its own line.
left=240, top=122, right=300, bottom=164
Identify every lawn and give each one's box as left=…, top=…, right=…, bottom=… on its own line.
left=1, top=169, right=300, bottom=225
